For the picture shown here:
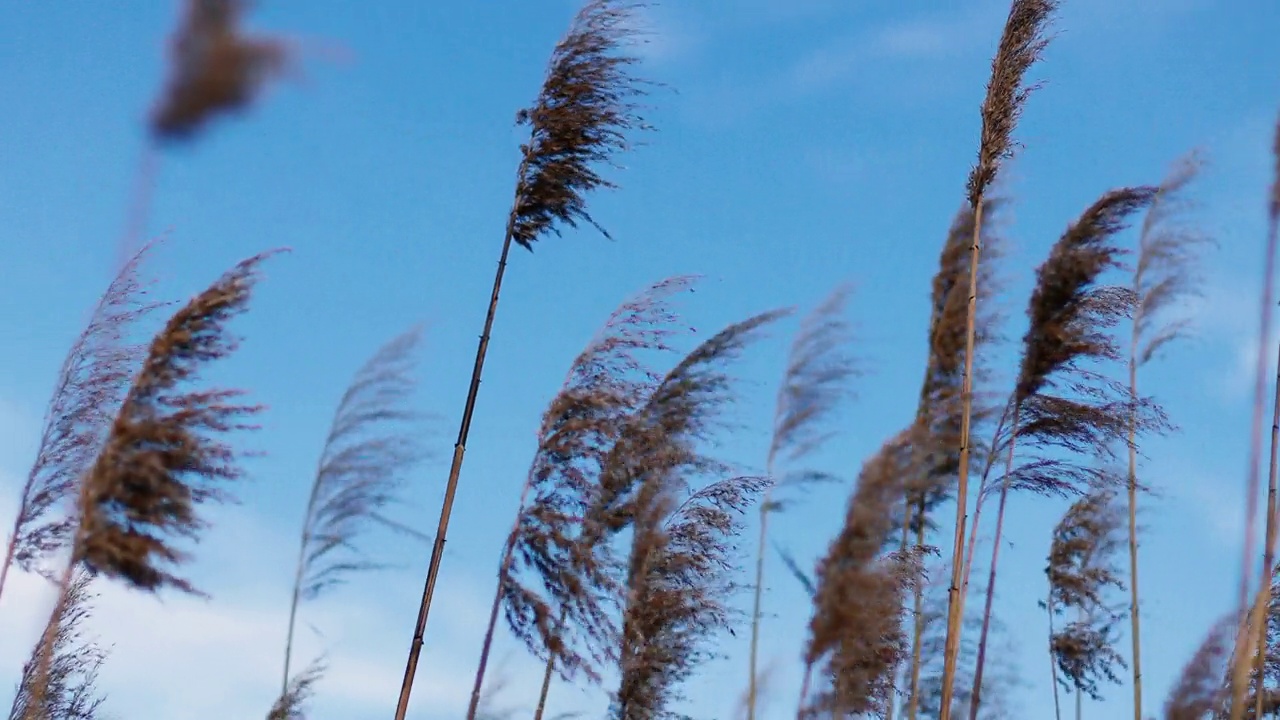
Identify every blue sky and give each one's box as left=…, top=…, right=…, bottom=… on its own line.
left=0, top=1, right=1278, bottom=718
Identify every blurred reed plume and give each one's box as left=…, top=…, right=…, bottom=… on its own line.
left=466, top=275, right=696, bottom=720
left=266, top=658, right=325, bottom=720
left=1228, top=115, right=1280, bottom=720
left=938, top=3, right=1060, bottom=715
left=151, top=0, right=290, bottom=141
left=7, top=570, right=108, bottom=720
left=278, top=327, right=428, bottom=703
left=0, top=243, right=168, bottom=602
left=1044, top=490, right=1128, bottom=717
left=396, top=3, right=655, bottom=714
left=1126, top=151, right=1211, bottom=720
left=1164, top=614, right=1237, bottom=720
left=800, top=431, right=921, bottom=719
left=746, top=284, right=859, bottom=720
left=70, top=249, right=280, bottom=595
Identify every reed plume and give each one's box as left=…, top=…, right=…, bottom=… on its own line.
left=746, top=284, right=859, bottom=720
left=1164, top=614, right=1238, bottom=720
left=966, top=186, right=1166, bottom=719
left=7, top=570, right=108, bottom=720
left=396, top=4, right=653, bottom=714
left=503, top=308, right=789, bottom=720
left=0, top=243, right=167, bottom=602
left=1229, top=115, right=1280, bottom=720
left=279, top=328, right=427, bottom=700
left=800, top=430, right=920, bottom=718
left=266, top=658, right=325, bottom=720
left=901, top=199, right=1007, bottom=720
left=614, top=472, right=770, bottom=719
left=1126, top=152, right=1211, bottom=720
left=1044, top=489, right=1128, bottom=716
left=151, top=0, right=290, bottom=141
left=939, top=2, right=1059, bottom=715
left=68, top=249, right=278, bottom=595
left=464, top=275, right=697, bottom=719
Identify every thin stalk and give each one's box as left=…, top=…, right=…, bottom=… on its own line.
left=1075, top=687, right=1083, bottom=720
left=797, top=663, right=814, bottom=718
left=1250, top=330, right=1280, bottom=719
left=907, top=497, right=927, bottom=720
left=533, top=644, right=558, bottom=720
left=466, top=482, right=534, bottom=720
left=1048, top=586, right=1062, bottom=720
left=1228, top=177, right=1280, bottom=720
left=282, top=540, right=306, bottom=695
left=968, top=403, right=1021, bottom=720
left=747, top=500, right=771, bottom=720
left=395, top=177, right=526, bottom=720
left=1125, top=304, right=1144, bottom=720
left=939, top=198, right=987, bottom=720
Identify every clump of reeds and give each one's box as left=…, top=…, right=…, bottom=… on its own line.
left=1044, top=489, right=1128, bottom=717
left=938, top=2, right=1060, bottom=715
left=502, top=308, right=791, bottom=720
left=7, top=570, right=108, bottom=720
left=465, top=276, right=696, bottom=720
left=396, top=4, right=656, bottom=712
left=151, top=0, right=290, bottom=140
left=277, top=327, right=428, bottom=705
left=800, top=430, right=920, bottom=718
left=0, top=243, right=168, bottom=602
left=746, top=284, right=859, bottom=720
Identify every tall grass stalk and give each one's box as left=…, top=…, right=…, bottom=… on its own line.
left=936, top=3, right=1058, bottom=715
left=394, top=3, right=652, bottom=715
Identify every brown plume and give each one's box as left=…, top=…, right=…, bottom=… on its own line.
left=465, top=276, right=696, bottom=718
left=1044, top=489, right=1128, bottom=702
left=1164, top=614, right=1237, bottom=720
left=151, top=0, right=289, bottom=140
left=615, top=472, right=770, bottom=719
left=0, top=243, right=168, bottom=599
left=801, top=431, right=920, bottom=718
left=8, top=570, right=108, bottom=720
left=966, top=0, right=1059, bottom=207
left=71, top=250, right=281, bottom=595
left=511, top=0, right=653, bottom=250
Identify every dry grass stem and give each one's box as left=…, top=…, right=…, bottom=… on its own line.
left=151, top=0, right=290, bottom=140
left=1128, top=151, right=1212, bottom=720
left=71, top=249, right=282, bottom=595
left=397, top=4, right=657, bottom=714
left=940, top=2, right=1059, bottom=715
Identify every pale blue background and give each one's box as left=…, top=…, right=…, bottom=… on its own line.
left=0, top=1, right=1278, bottom=718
